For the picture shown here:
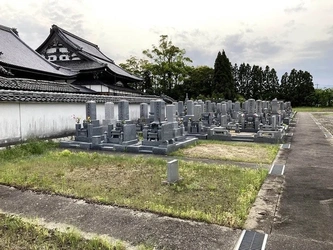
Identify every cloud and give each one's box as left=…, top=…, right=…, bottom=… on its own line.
left=284, top=2, right=307, bottom=13
left=284, top=20, right=296, bottom=27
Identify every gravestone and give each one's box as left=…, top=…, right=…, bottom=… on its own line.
left=234, top=102, right=240, bottom=112
left=154, top=99, right=166, bottom=122
left=166, top=104, right=176, bottom=123
left=216, top=103, right=222, bottom=114
left=221, top=115, right=228, bottom=127
left=105, top=102, right=115, bottom=121
left=248, top=99, right=255, bottom=115
left=140, top=103, right=149, bottom=119
left=271, top=99, right=278, bottom=114
left=205, top=100, right=212, bottom=113
left=198, top=100, right=205, bottom=113
left=178, top=101, right=184, bottom=117
left=193, top=105, right=202, bottom=122
left=86, top=101, right=97, bottom=120
left=221, top=103, right=227, bottom=115
left=118, top=100, right=129, bottom=121
left=256, top=100, right=262, bottom=114
left=167, top=159, right=179, bottom=183
left=187, top=100, right=194, bottom=116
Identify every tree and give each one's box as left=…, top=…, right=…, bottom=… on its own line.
left=142, top=35, right=192, bottom=96
left=238, top=63, right=252, bottom=99
left=213, top=50, right=235, bottom=100
left=183, top=66, right=214, bottom=99
left=262, top=66, right=280, bottom=100
left=119, top=56, right=152, bottom=93
left=279, top=69, right=315, bottom=106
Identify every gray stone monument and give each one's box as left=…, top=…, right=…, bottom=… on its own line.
left=86, top=101, right=97, bottom=120
left=167, top=159, right=179, bottom=183
left=140, top=103, right=149, bottom=119
left=118, top=100, right=130, bottom=121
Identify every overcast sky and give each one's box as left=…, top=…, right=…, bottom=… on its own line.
left=1, top=0, right=332, bottom=88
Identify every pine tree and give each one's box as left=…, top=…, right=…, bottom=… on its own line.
left=213, top=50, right=236, bottom=100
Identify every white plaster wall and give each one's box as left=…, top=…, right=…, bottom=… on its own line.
left=0, top=103, right=21, bottom=141
left=0, top=102, right=143, bottom=143
left=20, top=103, right=85, bottom=139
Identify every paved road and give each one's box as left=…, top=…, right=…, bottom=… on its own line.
left=266, top=112, right=333, bottom=249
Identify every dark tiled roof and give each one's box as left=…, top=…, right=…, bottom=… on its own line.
left=0, top=65, right=13, bottom=76
left=72, top=79, right=143, bottom=94
left=39, top=25, right=142, bottom=81
left=0, top=76, right=82, bottom=93
left=0, top=25, right=76, bottom=77
left=0, top=89, right=158, bottom=104
left=54, top=60, right=104, bottom=71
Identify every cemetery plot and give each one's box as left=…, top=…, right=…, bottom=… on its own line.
left=171, top=140, right=280, bottom=164
left=0, top=148, right=267, bottom=228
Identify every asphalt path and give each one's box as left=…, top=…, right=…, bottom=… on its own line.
left=266, top=112, right=333, bottom=249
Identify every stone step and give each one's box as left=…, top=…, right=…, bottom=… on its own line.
left=139, top=150, right=153, bottom=154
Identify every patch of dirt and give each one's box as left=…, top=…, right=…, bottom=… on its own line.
left=181, top=144, right=271, bottom=163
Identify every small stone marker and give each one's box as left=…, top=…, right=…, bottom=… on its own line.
left=167, top=159, right=179, bottom=183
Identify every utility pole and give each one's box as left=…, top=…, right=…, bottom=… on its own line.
left=316, top=84, right=319, bottom=89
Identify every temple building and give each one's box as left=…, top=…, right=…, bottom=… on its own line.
left=36, top=25, right=143, bottom=96
left=0, top=24, right=77, bottom=81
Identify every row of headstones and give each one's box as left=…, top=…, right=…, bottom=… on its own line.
left=85, top=99, right=178, bottom=125
left=86, top=98, right=291, bottom=126
left=178, top=99, right=291, bottom=117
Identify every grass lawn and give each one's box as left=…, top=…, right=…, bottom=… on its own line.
left=0, top=213, right=129, bottom=250
left=0, top=142, right=268, bottom=228
left=170, top=140, right=279, bottom=164
left=294, top=106, right=333, bottom=112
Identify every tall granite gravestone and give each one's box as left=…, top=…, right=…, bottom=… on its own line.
left=105, top=102, right=115, bottom=121
left=205, top=100, right=212, bottom=113
left=149, top=100, right=156, bottom=121
left=154, top=99, right=166, bottom=122
left=178, top=101, right=184, bottom=117
left=271, top=99, right=279, bottom=114
left=216, top=103, right=222, bottom=114
left=103, top=102, right=116, bottom=128
left=166, top=104, right=176, bottom=123
left=221, top=103, right=227, bottom=116
left=118, top=100, right=130, bottom=121
left=198, top=100, right=205, bottom=114
left=140, top=103, right=149, bottom=119
left=86, top=101, right=97, bottom=120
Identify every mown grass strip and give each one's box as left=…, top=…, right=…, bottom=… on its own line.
left=170, top=140, right=279, bottom=164
left=294, top=107, right=333, bottom=112
left=0, top=213, right=131, bottom=250
left=0, top=147, right=268, bottom=228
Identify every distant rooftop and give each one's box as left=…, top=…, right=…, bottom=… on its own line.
left=36, top=25, right=142, bottom=82
left=0, top=24, right=77, bottom=78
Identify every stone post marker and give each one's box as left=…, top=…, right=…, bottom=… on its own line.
left=167, top=159, right=179, bottom=183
